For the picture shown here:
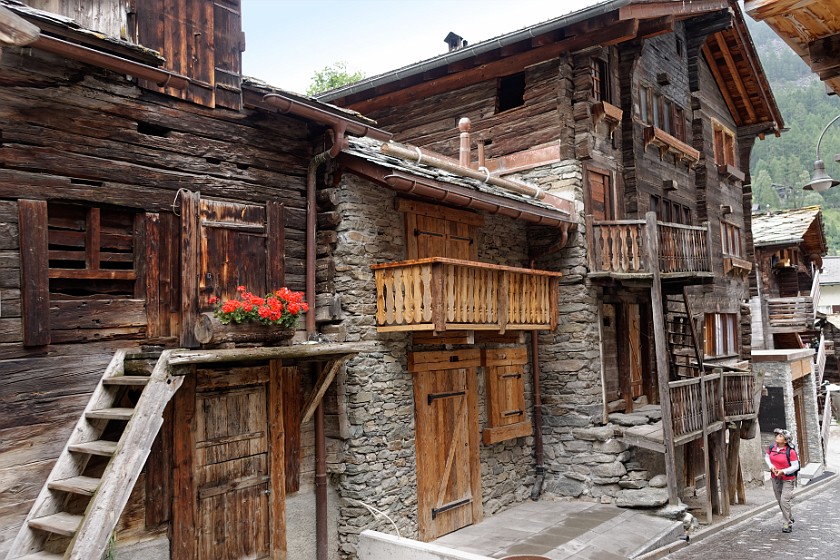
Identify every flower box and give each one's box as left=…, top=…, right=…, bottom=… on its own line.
left=193, top=312, right=295, bottom=345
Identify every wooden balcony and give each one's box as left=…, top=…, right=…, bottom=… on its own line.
left=767, top=267, right=820, bottom=333
left=587, top=212, right=713, bottom=281
left=371, top=258, right=562, bottom=333
left=722, top=372, right=756, bottom=421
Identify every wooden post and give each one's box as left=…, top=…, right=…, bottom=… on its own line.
left=431, top=263, right=445, bottom=332
left=727, top=424, right=743, bottom=505
left=18, top=199, right=51, bottom=346
left=180, top=190, right=200, bottom=348
left=717, top=369, right=730, bottom=515
left=458, top=118, right=471, bottom=167
left=645, top=211, right=679, bottom=506
left=699, top=370, right=712, bottom=523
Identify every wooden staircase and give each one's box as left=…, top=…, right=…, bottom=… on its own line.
left=5, top=349, right=184, bottom=560
left=664, top=289, right=704, bottom=378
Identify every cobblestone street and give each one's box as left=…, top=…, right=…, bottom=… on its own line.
left=664, top=477, right=840, bottom=559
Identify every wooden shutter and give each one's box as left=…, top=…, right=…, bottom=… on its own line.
left=398, top=199, right=482, bottom=260
left=482, top=347, right=532, bottom=444
left=18, top=199, right=50, bottom=346
left=587, top=170, right=613, bottom=221
left=213, top=0, right=244, bottom=109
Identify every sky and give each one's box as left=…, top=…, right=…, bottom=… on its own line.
left=241, top=0, right=601, bottom=94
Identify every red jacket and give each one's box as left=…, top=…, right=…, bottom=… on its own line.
left=767, top=444, right=798, bottom=481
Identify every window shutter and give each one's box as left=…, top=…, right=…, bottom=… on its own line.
left=18, top=199, right=50, bottom=346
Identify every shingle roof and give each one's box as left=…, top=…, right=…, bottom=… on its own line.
left=751, top=206, right=822, bottom=247
left=821, top=257, right=840, bottom=285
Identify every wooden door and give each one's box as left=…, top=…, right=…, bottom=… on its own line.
left=587, top=169, right=613, bottom=221
left=174, top=363, right=287, bottom=560
left=410, top=350, right=482, bottom=541
left=628, top=303, right=643, bottom=399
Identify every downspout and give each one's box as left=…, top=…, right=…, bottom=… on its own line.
left=306, top=133, right=339, bottom=560
left=529, top=259, right=546, bottom=500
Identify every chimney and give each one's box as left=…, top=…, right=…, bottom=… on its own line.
left=444, top=32, right=468, bottom=52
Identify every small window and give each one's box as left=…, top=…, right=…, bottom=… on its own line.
left=640, top=86, right=650, bottom=123
left=704, top=313, right=738, bottom=357
left=497, top=73, right=525, bottom=113
left=673, top=105, right=685, bottom=142
left=712, top=119, right=737, bottom=167
left=676, top=37, right=684, bottom=59
left=721, top=221, right=743, bottom=258
left=592, top=59, right=610, bottom=103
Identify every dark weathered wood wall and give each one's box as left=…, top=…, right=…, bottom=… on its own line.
left=0, top=43, right=313, bottom=556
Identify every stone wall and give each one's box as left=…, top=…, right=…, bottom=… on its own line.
left=330, top=173, right=542, bottom=556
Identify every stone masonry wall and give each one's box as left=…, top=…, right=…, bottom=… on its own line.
left=330, top=173, right=539, bottom=557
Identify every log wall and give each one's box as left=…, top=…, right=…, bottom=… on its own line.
left=0, top=44, right=314, bottom=556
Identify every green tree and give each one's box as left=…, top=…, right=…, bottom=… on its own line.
left=306, top=61, right=365, bottom=96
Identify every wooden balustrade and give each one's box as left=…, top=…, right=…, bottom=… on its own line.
left=723, top=372, right=756, bottom=420
left=587, top=214, right=711, bottom=277
left=767, top=296, right=815, bottom=333
left=668, top=373, right=725, bottom=438
left=371, top=258, right=562, bottom=333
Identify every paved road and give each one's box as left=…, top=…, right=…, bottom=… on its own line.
left=664, top=478, right=840, bottom=560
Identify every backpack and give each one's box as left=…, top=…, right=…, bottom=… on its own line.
left=768, top=444, right=799, bottom=476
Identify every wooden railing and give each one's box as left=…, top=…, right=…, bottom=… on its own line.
left=370, top=258, right=562, bottom=333
left=587, top=212, right=711, bottom=276
left=668, top=372, right=723, bottom=438
left=767, top=267, right=820, bottom=333
left=815, top=334, right=827, bottom=387
left=723, top=372, right=756, bottom=420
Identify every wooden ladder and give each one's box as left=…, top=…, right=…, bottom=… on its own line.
left=5, top=349, right=184, bottom=560
left=663, top=289, right=704, bottom=378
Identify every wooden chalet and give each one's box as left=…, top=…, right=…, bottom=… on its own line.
left=321, top=0, right=782, bottom=529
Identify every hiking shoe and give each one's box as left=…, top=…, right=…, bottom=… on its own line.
left=782, top=524, right=792, bottom=533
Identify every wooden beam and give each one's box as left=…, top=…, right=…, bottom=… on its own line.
left=343, top=19, right=640, bottom=113
left=714, top=33, right=757, bottom=123
left=619, top=1, right=728, bottom=20
left=809, top=32, right=840, bottom=74
left=637, top=15, right=675, bottom=40
left=168, top=342, right=372, bottom=365
left=300, top=355, right=351, bottom=425
left=745, top=0, right=820, bottom=20
left=645, top=212, right=680, bottom=506
left=180, top=190, right=199, bottom=348
left=19, top=199, right=50, bottom=346
left=0, top=5, right=39, bottom=46
left=701, top=44, right=741, bottom=123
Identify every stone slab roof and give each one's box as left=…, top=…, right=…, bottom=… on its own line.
left=751, top=206, right=822, bottom=247
left=821, top=257, right=840, bottom=286
left=342, top=136, right=570, bottom=216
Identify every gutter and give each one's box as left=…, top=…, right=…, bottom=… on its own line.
left=316, top=0, right=630, bottom=103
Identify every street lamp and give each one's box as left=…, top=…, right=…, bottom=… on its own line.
left=804, top=113, right=840, bottom=192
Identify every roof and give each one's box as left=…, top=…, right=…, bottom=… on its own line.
left=318, top=0, right=781, bottom=132
left=751, top=206, right=825, bottom=249
left=745, top=0, right=840, bottom=96
left=820, top=257, right=840, bottom=285
left=339, top=136, right=574, bottom=227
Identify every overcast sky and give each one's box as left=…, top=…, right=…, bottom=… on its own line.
left=241, top=0, right=601, bottom=94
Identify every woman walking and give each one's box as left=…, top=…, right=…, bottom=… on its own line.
left=765, top=428, right=799, bottom=533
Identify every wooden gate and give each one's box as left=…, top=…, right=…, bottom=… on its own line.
left=410, top=349, right=482, bottom=541
left=173, top=362, right=288, bottom=560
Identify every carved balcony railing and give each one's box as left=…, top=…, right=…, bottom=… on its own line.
left=767, top=267, right=820, bottom=333
left=668, top=372, right=723, bottom=441
left=371, top=258, right=562, bottom=333
left=587, top=212, right=712, bottom=279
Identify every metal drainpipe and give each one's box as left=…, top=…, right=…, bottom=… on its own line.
left=306, top=130, right=340, bottom=560
left=529, top=262, right=546, bottom=500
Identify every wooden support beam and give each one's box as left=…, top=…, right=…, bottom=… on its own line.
left=619, top=1, right=728, bottom=20
left=645, top=212, right=680, bottom=507
left=19, top=199, right=50, bottom=346
left=637, top=15, right=675, bottom=40
left=300, top=355, right=351, bottom=425
left=809, top=32, right=840, bottom=74
left=168, top=342, right=372, bottom=365
left=343, top=19, right=640, bottom=113
left=700, top=45, right=740, bottom=121
left=714, top=33, right=757, bottom=123
left=745, top=0, right=820, bottom=20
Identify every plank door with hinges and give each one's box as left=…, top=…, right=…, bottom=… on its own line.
left=409, top=349, right=482, bottom=541
left=175, top=362, right=287, bottom=560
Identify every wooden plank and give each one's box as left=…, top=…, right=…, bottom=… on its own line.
left=269, top=360, right=288, bottom=559
left=172, top=364, right=196, bottom=560
left=180, top=190, right=200, bottom=348
left=28, top=512, right=82, bottom=537
left=168, top=342, right=371, bottom=365
left=300, top=356, right=351, bottom=425
left=395, top=198, right=485, bottom=226
left=281, top=365, right=301, bottom=494
left=145, top=401, right=173, bottom=528
left=144, top=213, right=161, bottom=338
left=266, top=201, right=285, bottom=290
left=407, top=348, right=481, bottom=372
left=482, top=422, right=532, bottom=445
left=18, top=200, right=50, bottom=346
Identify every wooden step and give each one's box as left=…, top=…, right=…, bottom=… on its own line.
left=102, top=376, right=150, bottom=386
left=86, top=407, right=134, bottom=421
left=68, top=440, right=118, bottom=457
left=28, top=512, right=83, bottom=537
left=48, top=475, right=101, bottom=496
left=16, top=552, right=63, bottom=560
